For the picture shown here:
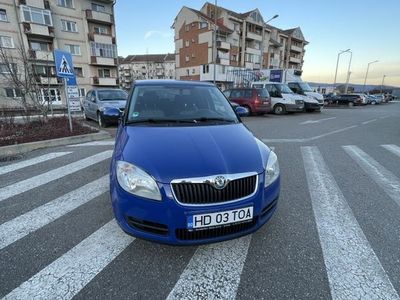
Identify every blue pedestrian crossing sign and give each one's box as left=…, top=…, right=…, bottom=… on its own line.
left=54, top=49, right=75, bottom=78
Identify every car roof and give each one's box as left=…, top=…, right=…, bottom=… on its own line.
left=133, top=80, right=215, bottom=87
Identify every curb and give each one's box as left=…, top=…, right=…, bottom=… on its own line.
left=0, top=131, right=112, bottom=158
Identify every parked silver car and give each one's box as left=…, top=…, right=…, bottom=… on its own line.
left=82, top=89, right=127, bottom=127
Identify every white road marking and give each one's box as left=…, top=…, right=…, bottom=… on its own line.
left=0, top=152, right=72, bottom=176
left=343, top=145, right=400, bottom=207
left=361, top=119, right=377, bottom=125
left=68, top=140, right=115, bottom=147
left=300, top=117, right=336, bottom=125
left=262, top=125, right=358, bottom=143
left=0, top=176, right=109, bottom=250
left=382, top=144, right=400, bottom=158
left=301, top=146, right=399, bottom=300
left=0, top=150, right=112, bottom=202
left=4, top=219, right=134, bottom=300
left=167, top=235, right=251, bottom=300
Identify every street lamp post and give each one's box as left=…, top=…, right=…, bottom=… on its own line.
left=344, top=50, right=352, bottom=94
left=213, top=0, right=218, bottom=85
left=333, top=49, right=350, bottom=92
left=363, top=60, right=378, bottom=92
left=381, top=74, right=386, bottom=94
left=260, top=14, right=279, bottom=69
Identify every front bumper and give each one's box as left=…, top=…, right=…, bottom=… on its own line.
left=285, top=103, right=304, bottom=112
left=110, top=174, right=280, bottom=245
left=304, top=102, right=321, bottom=110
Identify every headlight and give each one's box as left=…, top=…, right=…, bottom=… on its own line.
left=264, top=151, right=280, bottom=187
left=116, top=161, right=161, bottom=200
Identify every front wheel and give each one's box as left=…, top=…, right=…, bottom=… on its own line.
left=348, top=102, right=354, bottom=107
left=371, top=101, right=376, bottom=105
left=273, top=104, right=286, bottom=115
left=97, top=112, right=106, bottom=128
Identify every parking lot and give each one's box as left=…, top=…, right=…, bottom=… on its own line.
left=1, top=102, right=400, bottom=299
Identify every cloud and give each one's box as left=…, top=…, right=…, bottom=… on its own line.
left=144, top=30, right=173, bottom=40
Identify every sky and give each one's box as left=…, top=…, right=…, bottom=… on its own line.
left=115, top=0, right=400, bottom=87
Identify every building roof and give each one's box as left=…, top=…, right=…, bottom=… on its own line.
left=120, top=54, right=175, bottom=64
left=187, top=7, right=233, bottom=33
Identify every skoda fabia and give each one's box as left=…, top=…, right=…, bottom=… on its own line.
left=110, top=80, right=280, bottom=245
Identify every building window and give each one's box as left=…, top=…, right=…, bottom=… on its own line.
left=34, top=65, right=53, bottom=76
left=57, top=0, right=74, bottom=8
left=21, top=5, right=52, bottom=26
left=185, top=25, right=189, bottom=31
left=79, top=88, right=86, bottom=97
left=40, top=88, right=61, bottom=104
left=61, top=19, right=77, bottom=32
left=202, top=64, right=209, bottom=74
left=191, top=53, right=195, bottom=58
left=0, top=63, right=17, bottom=74
left=74, top=67, right=83, bottom=77
left=231, top=54, right=237, bottom=61
left=199, top=22, right=208, bottom=29
left=185, top=55, right=189, bottom=62
left=185, top=40, right=189, bottom=47
left=5, top=88, right=22, bottom=98
left=94, top=25, right=108, bottom=35
left=91, top=3, right=105, bottom=12
left=98, top=68, right=111, bottom=78
left=192, top=68, right=195, bottom=74
left=30, top=41, right=49, bottom=51
left=65, top=44, right=81, bottom=55
left=0, top=9, right=7, bottom=22
left=0, top=35, right=14, bottom=48
left=90, top=42, right=117, bottom=58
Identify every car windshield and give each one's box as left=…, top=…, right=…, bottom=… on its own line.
left=98, top=90, right=127, bottom=101
left=257, top=88, right=270, bottom=98
left=276, top=84, right=294, bottom=94
left=126, top=85, right=239, bottom=125
left=298, top=82, right=313, bottom=92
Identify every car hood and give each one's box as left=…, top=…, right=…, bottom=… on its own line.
left=300, top=95, right=319, bottom=103
left=305, top=92, right=324, bottom=100
left=115, top=123, right=268, bottom=183
left=99, top=100, right=126, bottom=109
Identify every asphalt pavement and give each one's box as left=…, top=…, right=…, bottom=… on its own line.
left=1, top=103, right=400, bottom=299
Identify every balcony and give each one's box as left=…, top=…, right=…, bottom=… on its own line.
left=291, top=45, right=303, bottom=53
left=86, top=9, right=114, bottom=24
left=246, top=47, right=261, bottom=55
left=246, top=32, right=262, bottom=41
left=245, top=62, right=254, bottom=69
left=88, top=33, right=114, bottom=44
left=90, top=56, right=117, bottom=66
left=216, top=57, right=230, bottom=66
left=289, top=56, right=302, bottom=64
left=23, top=23, right=54, bottom=38
left=92, top=77, right=118, bottom=86
left=28, top=50, right=54, bottom=61
left=216, top=40, right=230, bottom=51
left=36, top=76, right=62, bottom=85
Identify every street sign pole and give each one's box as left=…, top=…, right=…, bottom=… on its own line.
left=64, top=78, right=73, bottom=132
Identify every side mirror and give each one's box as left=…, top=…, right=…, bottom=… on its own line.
left=235, top=106, right=249, bottom=117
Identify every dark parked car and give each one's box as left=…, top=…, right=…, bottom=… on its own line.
left=82, top=89, right=128, bottom=127
left=110, top=80, right=280, bottom=245
left=324, top=94, right=364, bottom=107
left=223, top=88, right=271, bottom=115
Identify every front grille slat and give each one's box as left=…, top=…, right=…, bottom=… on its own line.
left=172, top=175, right=257, bottom=205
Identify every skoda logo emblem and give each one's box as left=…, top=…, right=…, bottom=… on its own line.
left=213, top=176, right=227, bottom=189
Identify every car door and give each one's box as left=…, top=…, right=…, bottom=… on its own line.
left=83, top=91, right=93, bottom=118
left=229, top=89, right=245, bottom=106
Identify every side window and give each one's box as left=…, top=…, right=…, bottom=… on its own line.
left=230, top=89, right=243, bottom=98
left=91, top=91, right=97, bottom=101
left=266, top=85, right=279, bottom=97
left=288, top=83, right=297, bottom=93
left=244, top=90, right=252, bottom=98
left=86, top=91, right=92, bottom=101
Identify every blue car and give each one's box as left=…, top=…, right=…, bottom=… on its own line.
left=110, top=80, right=280, bottom=245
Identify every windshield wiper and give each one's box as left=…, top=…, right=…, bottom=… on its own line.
left=125, top=118, right=197, bottom=125
left=193, top=117, right=236, bottom=123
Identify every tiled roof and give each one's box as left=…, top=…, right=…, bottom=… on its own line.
left=120, top=54, right=175, bottom=64
left=187, top=7, right=233, bottom=33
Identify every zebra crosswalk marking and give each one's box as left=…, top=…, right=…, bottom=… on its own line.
left=0, top=150, right=112, bottom=202
left=343, top=145, right=400, bottom=207
left=382, top=144, right=400, bottom=158
left=3, top=220, right=134, bottom=300
left=302, top=146, right=399, bottom=300
left=167, top=235, right=251, bottom=299
left=68, top=140, right=115, bottom=147
left=0, top=176, right=109, bottom=251
left=0, top=152, right=72, bottom=176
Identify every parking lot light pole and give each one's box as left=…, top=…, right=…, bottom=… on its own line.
left=381, top=74, right=387, bottom=94
left=344, top=50, right=353, bottom=94
left=260, top=14, right=279, bottom=69
left=333, top=49, right=350, bottom=92
left=363, top=60, right=378, bottom=92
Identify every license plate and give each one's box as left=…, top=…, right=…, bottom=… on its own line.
left=187, top=206, right=253, bottom=229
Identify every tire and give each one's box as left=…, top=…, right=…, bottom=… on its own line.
left=243, top=105, right=252, bottom=116
left=97, top=112, right=106, bottom=128
left=371, top=101, right=376, bottom=105
left=82, top=109, right=90, bottom=121
left=348, top=102, right=354, bottom=107
left=273, top=104, right=286, bottom=115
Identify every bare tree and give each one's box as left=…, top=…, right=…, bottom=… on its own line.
left=0, top=43, right=51, bottom=121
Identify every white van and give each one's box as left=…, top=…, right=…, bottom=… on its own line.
left=287, top=82, right=324, bottom=112
left=251, top=81, right=304, bottom=115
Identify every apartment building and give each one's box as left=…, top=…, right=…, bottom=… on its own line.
left=119, top=53, right=175, bottom=90
left=172, top=2, right=308, bottom=88
left=0, top=0, right=118, bottom=107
